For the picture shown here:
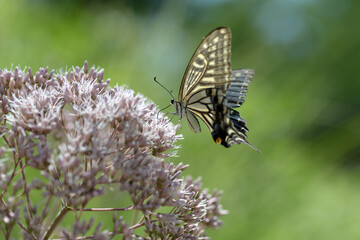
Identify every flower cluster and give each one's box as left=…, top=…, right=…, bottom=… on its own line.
left=0, top=61, right=227, bottom=239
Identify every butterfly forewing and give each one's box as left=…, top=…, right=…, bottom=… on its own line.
left=179, top=27, right=232, bottom=102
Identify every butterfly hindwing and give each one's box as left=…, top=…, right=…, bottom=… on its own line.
left=185, top=110, right=201, bottom=133
left=186, top=88, right=225, bottom=133
left=226, top=69, right=254, bottom=109
left=229, top=109, right=248, bottom=136
left=186, top=88, right=249, bottom=148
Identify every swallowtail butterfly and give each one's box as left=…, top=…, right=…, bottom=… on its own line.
left=158, top=27, right=259, bottom=151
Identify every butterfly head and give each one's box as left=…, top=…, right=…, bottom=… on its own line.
left=170, top=99, right=183, bottom=118
left=170, top=99, right=177, bottom=111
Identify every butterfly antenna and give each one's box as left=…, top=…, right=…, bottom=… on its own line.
left=154, top=77, right=176, bottom=99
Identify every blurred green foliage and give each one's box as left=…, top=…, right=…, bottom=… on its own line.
left=1, top=0, right=359, bottom=239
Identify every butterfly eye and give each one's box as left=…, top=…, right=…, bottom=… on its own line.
left=171, top=99, right=175, bottom=105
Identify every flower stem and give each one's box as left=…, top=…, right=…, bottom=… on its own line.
left=70, top=206, right=134, bottom=212
left=41, top=206, right=70, bottom=240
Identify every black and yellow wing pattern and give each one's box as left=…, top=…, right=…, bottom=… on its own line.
left=172, top=27, right=259, bottom=151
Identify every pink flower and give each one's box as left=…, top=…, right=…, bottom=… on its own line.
left=0, top=61, right=227, bottom=239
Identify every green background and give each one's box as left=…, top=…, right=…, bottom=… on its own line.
left=1, top=0, right=359, bottom=239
